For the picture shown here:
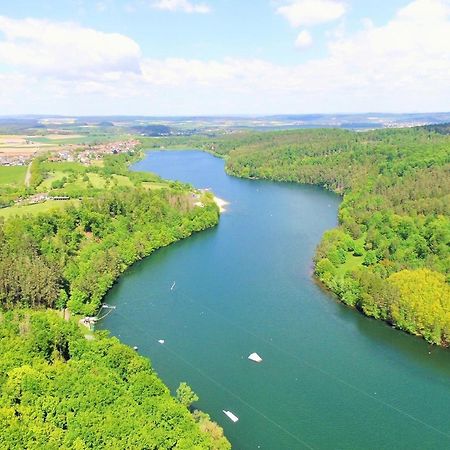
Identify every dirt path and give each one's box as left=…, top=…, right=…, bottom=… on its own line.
left=25, top=161, right=32, bottom=187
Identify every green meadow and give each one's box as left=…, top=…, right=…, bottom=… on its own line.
left=0, top=165, right=27, bottom=186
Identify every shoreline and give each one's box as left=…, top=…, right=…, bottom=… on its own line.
left=213, top=196, right=229, bottom=213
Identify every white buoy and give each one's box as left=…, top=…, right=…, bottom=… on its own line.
left=158, top=339, right=165, bottom=344
left=223, top=410, right=239, bottom=422
left=248, top=352, right=263, bottom=363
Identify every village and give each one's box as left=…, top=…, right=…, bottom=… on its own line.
left=0, top=136, right=140, bottom=167
left=47, top=139, right=140, bottom=165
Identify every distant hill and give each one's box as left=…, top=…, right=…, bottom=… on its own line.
left=132, top=124, right=172, bottom=136
left=422, top=122, right=450, bottom=134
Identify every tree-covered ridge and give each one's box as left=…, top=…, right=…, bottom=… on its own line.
left=0, top=309, right=230, bottom=449
left=183, top=127, right=450, bottom=345
left=0, top=185, right=219, bottom=316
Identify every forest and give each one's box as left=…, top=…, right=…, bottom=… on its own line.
left=0, top=151, right=228, bottom=448
left=0, top=155, right=219, bottom=316
left=151, top=125, right=450, bottom=346
left=0, top=309, right=229, bottom=449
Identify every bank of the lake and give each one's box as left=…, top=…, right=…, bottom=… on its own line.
left=100, top=150, right=450, bottom=450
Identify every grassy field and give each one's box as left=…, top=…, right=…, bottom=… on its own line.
left=0, top=166, right=27, bottom=186
left=88, top=173, right=106, bottom=188
left=112, top=174, right=134, bottom=187
left=38, top=171, right=66, bottom=190
left=41, top=162, right=86, bottom=172
left=0, top=199, right=81, bottom=219
left=37, top=165, right=137, bottom=192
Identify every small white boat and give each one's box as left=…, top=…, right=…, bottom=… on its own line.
left=158, top=339, right=165, bottom=344
left=133, top=346, right=138, bottom=351
left=248, top=352, right=263, bottom=363
left=170, top=281, right=176, bottom=291
left=223, top=410, right=239, bottom=422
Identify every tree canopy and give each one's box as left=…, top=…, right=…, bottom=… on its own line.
left=0, top=309, right=230, bottom=449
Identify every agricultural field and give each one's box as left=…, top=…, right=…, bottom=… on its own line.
left=0, top=165, right=27, bottom=186
left=0, top=135, right=53, bottom=157
left=0, top=133, right=87, bottom=163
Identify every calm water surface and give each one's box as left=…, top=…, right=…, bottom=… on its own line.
left=100, top=151, right=450, bottom=449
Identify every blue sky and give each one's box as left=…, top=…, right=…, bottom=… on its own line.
left=0, top=0, right=449, bottom=115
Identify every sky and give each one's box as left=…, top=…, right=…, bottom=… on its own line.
left=0, top=0, right=449, bottom=115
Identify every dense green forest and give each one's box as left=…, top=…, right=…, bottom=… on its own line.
left=0, top=309, right=229, bottom=449
left=0, top=187, right=218, bottom=316
left=0, top=151, right=228, bottom=448
left=150, top=126, right=450, bottom=346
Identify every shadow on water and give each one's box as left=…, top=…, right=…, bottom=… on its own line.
left=353, top=310, right=450, bottom=377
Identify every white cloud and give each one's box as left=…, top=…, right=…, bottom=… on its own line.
left=151, top=0, right=210, bottom=13
left=398, top=0, right=450, bottom=21
left=0, top=16, right=141, bottom=78
left=137, top=0, right=450, bottom=104
left=295, top=30, right=313, bottom=48
left=276, top=0, right=346, bottom=27
left=1, top=0, right=450, bottom=114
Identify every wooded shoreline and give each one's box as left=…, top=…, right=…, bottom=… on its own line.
left=142, top=126, right=450, bottom=347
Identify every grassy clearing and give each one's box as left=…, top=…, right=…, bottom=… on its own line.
left=335, top=254, right=365, bottom=276
left=87, top=173, right=106, bottom=188
left=41, top=162, right=86, bottom=172
left=37, top=170, right=141, bottom=192
left=0, top=166, right=27, bottom=186
left=112, top=174, right=134, bottom=187
left=0, top=200, right=81, bottom=219
left=38, top=171, right=67, bottom=190
left=16, top=155, right=168, bottom=206
left=334, top=236, right=366, bottom=276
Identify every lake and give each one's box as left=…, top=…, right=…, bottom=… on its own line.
left=100, top=150, right=450, bottom=449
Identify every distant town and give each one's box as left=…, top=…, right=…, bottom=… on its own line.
left=0, top=136, right=139, bottom=166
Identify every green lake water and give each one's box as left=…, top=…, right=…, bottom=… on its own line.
left=100, top=150, right=450, bottom=449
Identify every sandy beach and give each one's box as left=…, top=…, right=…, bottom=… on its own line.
left=213, top=196, right=229, bottom=213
